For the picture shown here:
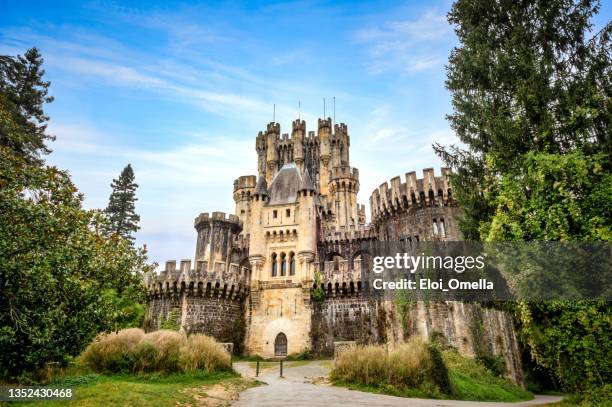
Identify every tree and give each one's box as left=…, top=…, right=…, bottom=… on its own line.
left=104, top=164, right=141, bottom=242
left=435, top=0, right=611, bottom=239
left=0, top=48, right=54, bottom=163
left=436, top=0, right=611, bottom=395
left=0, top=147, right=154, bottom=381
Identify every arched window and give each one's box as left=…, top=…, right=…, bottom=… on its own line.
left=440, top=218, right=446, bottom=238
left=433, top=219, right=439, bottom=236
left=274, top=332, right=287, bottom=356
left=289, top=252, right=295, bottom=276
left=271, top=253, right=277, bottom=277
left=280, top=253, right=287, bottom=276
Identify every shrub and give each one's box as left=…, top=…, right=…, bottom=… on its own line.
left=387, top=339, right=430, bottom=388
left=179, top=334, right=231, bottom=373
left=331, top=338, right=454, bottom=395
left=80, top=329, right=231, bottom=375
left=131, top=330, right=184, bottom=373
left=80, top=328, right=145, bottom=373
left=476, top=353, right=506, bottom=378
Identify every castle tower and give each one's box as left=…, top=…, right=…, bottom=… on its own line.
left=329, top=166, right=360, bottom=229
left=194, top=212, right=242, bottom=267
left=244, top=163, right=312, bottom=358
left=248, top=176, right=268, bottom=283
left=318, top=118, right=332, bottom=196
left=369, top=167, right=461, bottom=241
left=265, top=122, right=280, bottom=185
left=292, top=119, right=305, bottom=173
left=297, top=169, right=316, bottom=282
left=334, top=123, right=349, bottom=165
left=233, top=175, right=256, bottom=237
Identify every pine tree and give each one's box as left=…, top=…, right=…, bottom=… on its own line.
left=434, top=0, right=611, bottom=239
left=0, top=48, right=55, bottom=163
left=104, top=164, right=141, bottom=242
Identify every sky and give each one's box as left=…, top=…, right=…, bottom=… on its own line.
left=1, top=1, right=610, bottom=267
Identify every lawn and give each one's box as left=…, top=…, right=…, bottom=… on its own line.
left=14, top=371, right=254, bottom=407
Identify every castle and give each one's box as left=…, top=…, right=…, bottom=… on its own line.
left=144, top=118, right=524, bottom=383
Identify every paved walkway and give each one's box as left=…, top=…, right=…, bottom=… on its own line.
left=232, top=361, right=563, bottom=407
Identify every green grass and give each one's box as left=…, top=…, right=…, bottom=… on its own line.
left=12, top=371, right=249, bottom=407
left=443, top=350, right=533, bottom=402
left=331, top=348, right=533, bottom=403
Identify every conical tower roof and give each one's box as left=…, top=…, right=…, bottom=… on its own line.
left=254, top=176, right=268, bottom=196
left=300, top=169, right=315, bottom=191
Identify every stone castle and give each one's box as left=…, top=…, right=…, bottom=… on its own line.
left=144, top=118, right=524, bottom=383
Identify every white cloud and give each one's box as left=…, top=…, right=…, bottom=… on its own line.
left=356, top=9, right=453, bottom=75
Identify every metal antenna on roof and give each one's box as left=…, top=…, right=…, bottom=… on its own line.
left=323, top=98, right=326, bottom=118
left=298, top=100, right=301, bottom=120
left=333, top=96, right=336, bottom=124
left=273, top=104, right=276, bottom=122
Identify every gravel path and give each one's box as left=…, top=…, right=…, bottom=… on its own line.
left=231, top=361, right=563, bottom=407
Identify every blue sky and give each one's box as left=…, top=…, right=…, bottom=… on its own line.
left=1, top=1, right=610, bottom=267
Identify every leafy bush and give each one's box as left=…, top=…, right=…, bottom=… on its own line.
left=80, top=329, right=231, bottom=375
left=476, top=353, right=506, bottom=378
left=0, top=147, right=154, bottom=381
left=159, top=310, right=181, bottom=331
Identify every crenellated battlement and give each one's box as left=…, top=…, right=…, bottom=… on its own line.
left=331, top=165, right=359, bottom=181
left=194, top=211, right=242, bottom=230
left=334, top=123, right=347, bottom=137
left=313, top=258, right=368, bottom=298
left=322, top=224, right=376, bottom=243
left=318, top=117, right=332, bottom=131
left=266, top=122, right=280, bottom=135
left=145, top=258, right=249, bottom=300
left=233, top=175, right=256, bottom=192
left=369, top=167, right=453, bottom=222
left=292, top=119, right=306, bottom=133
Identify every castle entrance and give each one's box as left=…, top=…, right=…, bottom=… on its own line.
left=274, top=332, right=287, bottom=357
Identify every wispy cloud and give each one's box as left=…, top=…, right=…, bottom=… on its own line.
left=356, top=10, right=453, bottom=74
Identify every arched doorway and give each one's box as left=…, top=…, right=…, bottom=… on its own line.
left=274, top=332, right=287, bottom=357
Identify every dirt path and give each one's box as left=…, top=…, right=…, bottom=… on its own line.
left=231, top=361, right=563, bottom=407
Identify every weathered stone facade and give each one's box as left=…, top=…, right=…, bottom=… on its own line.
left=144, top=118, right=524, bottom=384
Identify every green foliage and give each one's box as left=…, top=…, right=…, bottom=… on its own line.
left=476, top=354, right=507, bottom=378
left=0, top=48, right=54, bottom=163
left=0, top=148, right=154, bottom=381
left=427, top=343, right=453, bottom=395
left=435, top=0, right=611, bottom=238
left=331, top=341, right=531, bottom=402
left=103, top=164, right=141, bottom=242
left=311, top=271, right=325, bottom=302
left=484, top=151, right=611, bottom=241
left=436, top=0, right=611, bottom=395
left=514, top=301, right=611, bottom=393
left=159, top=310, right=181, bottom=331
left=286, top=349, right=314, bottom=361
left=442, top=349, right=533, bottom=402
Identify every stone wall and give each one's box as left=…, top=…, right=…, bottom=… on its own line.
left=389, top=300, right=524, bottom=385
left=146, top=294, right=245, bottom=353
left=311, top=296, right=386, bottom=356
